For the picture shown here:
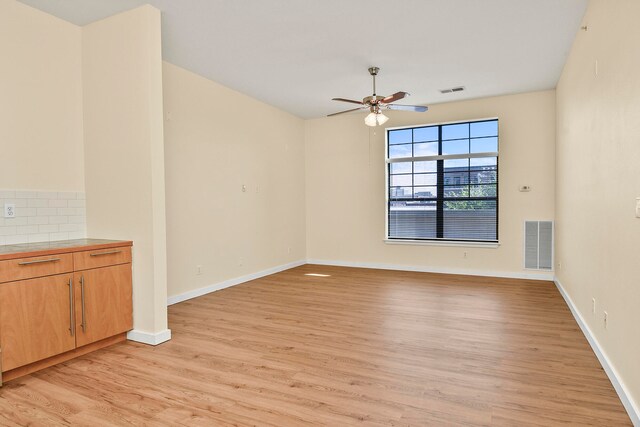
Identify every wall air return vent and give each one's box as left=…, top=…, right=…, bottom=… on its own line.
left=524, top=221, right=553, bottom=270
left=440, top=86, right=465, bottom=94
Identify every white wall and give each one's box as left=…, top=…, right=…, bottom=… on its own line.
left=82, top=5, right=169, bottom=341
left=163, top=63, right=306, bottom=300
left=0, top=0, right=84, bottom=191
left=306, top=91, right=556, bottom=278
left=556, top=0, right=640, bottom=417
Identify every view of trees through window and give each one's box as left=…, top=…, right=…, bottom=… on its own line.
left=386, top=119, right=499, bottom=242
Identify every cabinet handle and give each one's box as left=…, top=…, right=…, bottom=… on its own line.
left=89, top=250, right=122, bottom=257
left=80, top=275, right=86, bottom=332
left=68, top=278, right=75, bottom=336
left=18, top=258, right=61, bottom=266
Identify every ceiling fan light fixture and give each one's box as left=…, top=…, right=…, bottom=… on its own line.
left=364, top=112, right=389, bottom=127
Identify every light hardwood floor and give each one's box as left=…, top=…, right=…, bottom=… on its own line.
left=0, top=265, right=631, bottom=426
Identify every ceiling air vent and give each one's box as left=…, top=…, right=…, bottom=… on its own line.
left=440, top=86, right=465, bottom=94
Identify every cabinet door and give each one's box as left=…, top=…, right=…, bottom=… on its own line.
left=74, top=264, right=132, bottom=347
left=0, top=274, right=76, bottom=371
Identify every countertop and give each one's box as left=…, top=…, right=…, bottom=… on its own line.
left=0, top=239, right=133, bottom=261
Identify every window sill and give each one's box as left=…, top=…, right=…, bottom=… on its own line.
left=384, top=239, right=500, bottom=248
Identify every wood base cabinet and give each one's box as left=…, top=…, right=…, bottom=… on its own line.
left=0, top=274, right=76, bottom=372
left=74, top=264, right=133, bottom=347
left=0, top=240, right=133, bottom=385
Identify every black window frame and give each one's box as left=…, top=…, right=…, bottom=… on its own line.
left=385, top=118, right=499, bottom=243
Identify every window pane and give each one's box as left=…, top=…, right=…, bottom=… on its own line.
left=470, top=157, right=497, bottom=168
left=444, top=158, right=469, bottom=169
left=414, top=186, right=438, bottom=198
left=389, top=144, right=412, bottom=159
left=390, top=162, right=412, bottom=174
left=470, top=137, right=498, bottom=153
left=470, top=169, right=497, bottom=184
left=470, top=184, right=497, bottom=197
left=414, top=142, right=438, bottom=156
left=389, top=187, right=412, bottom=198
left=444, top=171, right=469, bottom=185
left=470, top=120, right=498, bottom=138
left=442, top=139, right=469, bottom=155
left=413, top=126, right=438, bottom=142
left=443, top=200, right=497, bottom=240
left=414, top=161, right=437, bottom=173
left=390, top=174, right=412, bottom=186
left=389, top=129, right=412, bottom=145
left=388, top=200, right=437, bottom=239
left=442, top=123, right=469, bottom=140
left=444, top=185, right=468, bottom=198
left=414, top=173, right=437, bottom=186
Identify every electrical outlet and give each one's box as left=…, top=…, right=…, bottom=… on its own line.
left=592, top=298, right=596, bottom=315
left=463, top=251, right=467, bottom=259
left=603, top=311, right=608, bottom=329
left=287, top=247, right=291, bottom=255
left=196, top=265, right=202, bottom=276
left=238, top=257, right=244, bottom=267
left=4, top=203, right=15, bottom=218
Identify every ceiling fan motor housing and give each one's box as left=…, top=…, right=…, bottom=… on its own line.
left=363, top=95, right=385, bottom=105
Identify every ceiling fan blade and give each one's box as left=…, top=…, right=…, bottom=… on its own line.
left=381, top=91, right=409, bottom=104
left=327, top=107, right=367, bottom=117
left=332, top=97, right=364, bottom=105
left=386, top=104, right=428, bottom=112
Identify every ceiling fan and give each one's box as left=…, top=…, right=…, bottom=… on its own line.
left=328, top=67, right=428, bottom=126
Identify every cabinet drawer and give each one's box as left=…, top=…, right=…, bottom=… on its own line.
left=73, top=246, right=131, bottom=271
left=0, top=254, right=73, bottom=283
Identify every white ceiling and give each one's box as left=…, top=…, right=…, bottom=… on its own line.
left=19, top=0, right=588, bottom=119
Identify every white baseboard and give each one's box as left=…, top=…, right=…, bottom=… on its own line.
left=167, top=259, right=306, bottom=305
left=306, top=258, right=555, bottom=281
left=554, top=278, right=639, bottom=426
left=127, top=328, right=172, bottom=346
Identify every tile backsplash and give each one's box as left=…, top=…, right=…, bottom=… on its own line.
left=0, top=190, right=86, bottom=245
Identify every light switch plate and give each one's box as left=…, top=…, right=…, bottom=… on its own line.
left=4, top=203, right=15, bottom=218
left=636, top=197, right=640, bottom=218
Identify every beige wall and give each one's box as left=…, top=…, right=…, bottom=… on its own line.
left=0, top=0, right=84, bottom=191
left=82, top=6, right=169, bottom=338
left=306, top=91, right=556, bottom=277
left=556, top=0, right=640, bottom=415
left=163, top=63, right=306, bottom=299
